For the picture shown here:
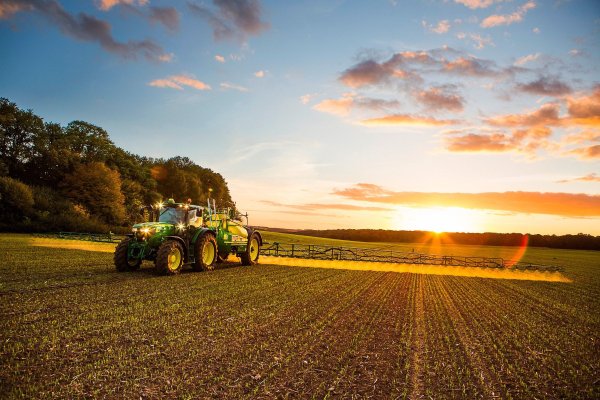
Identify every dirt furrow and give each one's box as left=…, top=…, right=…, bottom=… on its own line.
left=434, top=277, right=499, bottom=398
left=409, top=274, right=426, bottom=400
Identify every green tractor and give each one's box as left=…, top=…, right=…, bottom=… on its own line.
left=114, top=198, right=262, bottom=275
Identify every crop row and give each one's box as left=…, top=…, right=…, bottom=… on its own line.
left=1, top=234, right=598, bottom=399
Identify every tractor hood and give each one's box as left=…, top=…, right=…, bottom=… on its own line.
left=132, top=221, right=176, bottom=237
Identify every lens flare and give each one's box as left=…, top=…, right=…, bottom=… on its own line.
left=506, top=234, right=529, bottom=268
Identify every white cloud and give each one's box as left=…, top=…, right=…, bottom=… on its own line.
left=149, top=74, right=211, bottom=91
left=254, top=70, right=266, bottom=78
left=215, top=54, right=225, bottom=63
left=481, top=1, right=536, bottom=28
left=422, top=19, right=451, bottom=34
left=456, top=32, right=494, bottom=49
left=300, top=94, right=316, bottom=105
left=569, top=49, right=582, bottom=56
left=514, top=52, right=540, bottom=66
left=158, top=53, right=174, bottom=63
left=454, top=0, right=502, bottom=9
left=220, top=82, right=249, bottom=92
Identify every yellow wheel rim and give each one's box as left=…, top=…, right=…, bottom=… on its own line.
left=202, top=241, right=215, bottom=265
left=167, top=247, right=182, bottom=271
left=250, top=238, right=259, bottom=261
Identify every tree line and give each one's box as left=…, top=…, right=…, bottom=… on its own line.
left=0, top=98, right=234, bottom=233
left=292, top=229, right=600, bottom=251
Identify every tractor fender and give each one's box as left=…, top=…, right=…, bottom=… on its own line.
left=245, top=227, right=263, bottom=246
left=191, top=228, right=216, bottom=244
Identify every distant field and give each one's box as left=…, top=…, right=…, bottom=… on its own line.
left=1, top=233, right=599, bottom=399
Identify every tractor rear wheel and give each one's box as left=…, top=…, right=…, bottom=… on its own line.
left=114, top=238, right=141, bottom=272
left=241, top=233, right=260, bottom=266
left=155, top=240, right=184, bottom=275
left=193, top=234, right=217, bottom=271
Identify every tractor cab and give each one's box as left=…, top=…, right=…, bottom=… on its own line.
left=157, top=202, right=204, bottom=228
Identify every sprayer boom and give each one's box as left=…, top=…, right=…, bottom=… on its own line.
left=260, top=242, right=563, bottom=272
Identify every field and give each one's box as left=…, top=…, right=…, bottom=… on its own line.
left=1, top=232, right=599, bottom=399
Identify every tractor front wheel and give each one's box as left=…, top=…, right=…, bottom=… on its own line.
left=193, top=234, right=217, bottom=271
left=114, top=238, right=141, bottom=272
left=241, top=233, right=260, bottom=266
left=155, top=240, right=184, bottom=275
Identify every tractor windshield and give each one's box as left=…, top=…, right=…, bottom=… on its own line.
left=158, top=207, right=199, bottom=225
left=158, top=207, right=185, bottom=224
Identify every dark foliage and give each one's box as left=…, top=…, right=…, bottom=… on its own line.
left=0, top=98, right=234, bottom=231
left=293, top=229, right=600, bottom=251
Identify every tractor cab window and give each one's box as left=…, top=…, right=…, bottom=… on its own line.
left=158, top=206, right=200, bottom=225
left=188, top=209, right=202, bottom=227
left=158, top=207, right=185, bottom=224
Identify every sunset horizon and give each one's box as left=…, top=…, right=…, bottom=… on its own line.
left=1, top=0, right=599, bottom=235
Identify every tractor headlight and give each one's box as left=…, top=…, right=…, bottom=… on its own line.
left=177, top=223, right=185, bottom=231
left=141, top=227, right=150, bottom=235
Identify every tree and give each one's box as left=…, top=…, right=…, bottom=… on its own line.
left=0, top=98, right=45, bottom=179
left=0, top=98, right=238, bottom=231
left=60, top=162, right=126, bottom=225
left=0, top=176, right=34, bottom=223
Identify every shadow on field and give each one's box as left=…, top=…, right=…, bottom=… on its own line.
left=127, top=259, right=248, bottom=276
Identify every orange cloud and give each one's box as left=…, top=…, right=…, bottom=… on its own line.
left=567, top=145, right=600, bottom=160
left=416, top=87, right=464, bottom=112
left=97, top=0, right=148, bottom=11
left=517, top=76, right=572, bottom=96
left=443, top=57, right=498, bottom=77
left=562, top=130, right=600, bottom=145
left=261, top=200, right=392, bottom=212
left=445, top=126, right=552, bottom=155
left=481, top=1, right=536, bottom=28
left=361, top=114, right=459, bottom=127
left=149, top=74, right=211, bottom=90
left=566, top=86, right=600, bottom=126
left=557, top=173, right=600, bottom=183
left=0, top=2, right=32, bottom=19
left=313, top=94, right=400, bottom=117
left=313, top=96, right=354, bottom=116
left=486, top=103, right=560, bottom=127
left=445, top=133, right=515, bottom=152
left=333, top=183, right=600, bottom=217
left=339, top=60, right=397, bottom=88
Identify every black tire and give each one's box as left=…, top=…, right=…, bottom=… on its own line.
left=155, top=240, right=184, bottom=275
left=193, top=234, right=217, bottom=271
left=240, top=233, right=260, bottom=266
left=114, top=238, right=141, bottom=272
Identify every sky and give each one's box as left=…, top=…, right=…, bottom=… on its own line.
left=1, top=0, right=599, bottom=235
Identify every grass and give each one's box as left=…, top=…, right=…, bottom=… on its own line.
left=1, top=232, right=599, bottom=399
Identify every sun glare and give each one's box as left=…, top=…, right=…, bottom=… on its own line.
left=394, top=206, right=479, bottom=233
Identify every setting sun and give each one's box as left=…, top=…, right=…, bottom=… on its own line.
left=394, top=207, right=480, bottom=233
